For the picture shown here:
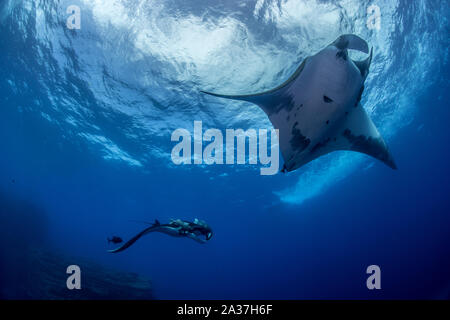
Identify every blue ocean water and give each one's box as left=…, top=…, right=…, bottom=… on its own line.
left=0, top=0, right=449, bottom=299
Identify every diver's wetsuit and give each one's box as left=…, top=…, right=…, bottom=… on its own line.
left=170, top=219, right=213, bottom=240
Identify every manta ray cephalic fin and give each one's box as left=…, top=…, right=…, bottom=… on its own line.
left=332, top=34, right=369, bottom=53
left=353, top=47, right=373, bottom=79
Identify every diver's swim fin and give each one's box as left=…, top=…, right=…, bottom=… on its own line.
left=108, top=225, right=160, bottom=253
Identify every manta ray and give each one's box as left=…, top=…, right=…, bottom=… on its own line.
left=202, top=34, right=396, bottom=172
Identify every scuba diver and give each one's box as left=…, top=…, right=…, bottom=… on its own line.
left=108, top=218, right=213, bottom=253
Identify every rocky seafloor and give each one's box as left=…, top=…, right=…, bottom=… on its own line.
left=0, top=190, right=153, bottom=300
left=15, top=248, right=154, bottom=300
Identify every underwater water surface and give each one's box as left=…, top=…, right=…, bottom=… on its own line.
left=0, top=0, right=449, bottom=299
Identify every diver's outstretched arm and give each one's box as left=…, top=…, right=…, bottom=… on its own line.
left=108, top=225, right=166, bottom=253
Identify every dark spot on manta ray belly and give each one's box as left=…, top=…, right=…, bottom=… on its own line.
left=324, top=96, right=333, bottom=103
left=291, top=122, right=311, bottom=152
left=275, top=95, right=296, bottom=113
left=311, top=137, right=331, bottom=154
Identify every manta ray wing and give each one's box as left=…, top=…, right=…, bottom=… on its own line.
left=201, top=58, right=308, bottom=116
left=287, top=103, right=397, bottom=171
left=339, top=103, right=397, bottom=169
